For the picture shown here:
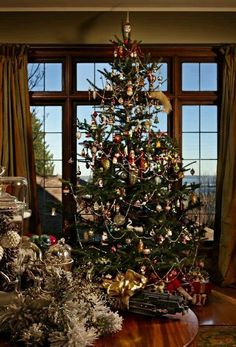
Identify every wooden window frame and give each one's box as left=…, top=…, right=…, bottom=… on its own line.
left=28, top=44, right=221, bottom=230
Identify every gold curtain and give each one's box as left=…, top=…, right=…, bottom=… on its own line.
left=215, top=45, right=236, bottom=286
left=0, top=45, right=40, bottom=233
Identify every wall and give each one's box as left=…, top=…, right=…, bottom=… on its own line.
left=0, top=11, right=235, bottom=44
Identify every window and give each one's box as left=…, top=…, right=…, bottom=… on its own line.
left=28, top=45, right=220, bottom=239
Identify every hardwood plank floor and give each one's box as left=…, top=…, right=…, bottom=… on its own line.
left=192, top=285, right=236, bottom=326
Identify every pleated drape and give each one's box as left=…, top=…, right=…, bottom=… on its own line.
left=0, top=44, right=40, bottom=233
left=215, top=45, right=236, bottom=286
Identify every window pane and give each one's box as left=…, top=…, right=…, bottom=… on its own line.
left=182, top=160, right=200, bottom=184
left=200, top=63, right=217, bottom=91
left=76, top=63, right=112, bottom=91
left=45, top=63, right=62, bottom=91
left=183, top=106, right=199, bottom=132
left=156, top=111, right=167, bottom=132
left=77, top=63, right=94, bottom=91
left=182, top=63, right=199, bottom=91
left=182, top=133, right=199, bottom=159
left=201, top=133, right=217, bottom=159
left=44, top=106, right=62, bottom=132
left=182, top=62, right=217, bottom=91
left=95, top=63, right=112, bottom=90
left=45, top=134, right=62, bottom=160
left=31, top=106, right=62, bottom=175
left=28, top=63, right=62, bottom=91
left=200, top=159, right=217, bottom=177
left=76, top=105, right=95, bottom=180
left=200, top=106, right=217, bottom=132
left=28, top=63, right=44, bottom=91
left=153, top=63, right=168, bottom=91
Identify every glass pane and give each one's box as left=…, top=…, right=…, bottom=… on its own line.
left=28, top=63, right=44, bottom=91
left=200, top=106, right=217, bottom=132
left=49, top=161, right=62, bottom=177
left=182, top=106, right=199, bottom=132
left=200, top=63, right=217, bottom=91
left=201, top=133, right=217, bottom=159
left=28, top=63, right=62, bottom=91
left=182, top=133, right=199, bottom=159
left=95, top=63, right=112, bottom=90
left=182, top=63, right=199, bottom=91
left=153, top=63, right=168, bottom=91
left=45, top=63, right=62, bottom=91
left=182, top=160, right=200, bottom=184
left=156, top=111, right=167, bottom=132
left=200, top=159, right=217, bottom=177
left=45, top=134, right=62, bottom=160
left=76, top=105, right=95, bottom=180
left=44, top=174, right=62, bottom=187
left=77, top=63, right=94, bottom=91
left=44, top=106, right=62, bottom=132
left=37, top=186, right=62, bottom=234
left=31, top=105, right=44, bottom=128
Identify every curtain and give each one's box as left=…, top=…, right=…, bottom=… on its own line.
left=0, top=45, right=40, bottom=233
left=215, top=45, right=236, bottom=286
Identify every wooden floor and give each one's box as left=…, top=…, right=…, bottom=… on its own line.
left=192, top=285, right=236, bottom=326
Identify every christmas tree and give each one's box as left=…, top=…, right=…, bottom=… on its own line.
left=73, top=18, right=205, bottom=299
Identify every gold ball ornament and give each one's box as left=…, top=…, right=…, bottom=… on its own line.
left=113, top=213, right=126, bottom=226
left=137, top=239, right=144, bottom=253
left=88, top=229, right=94, bottom=237
left=129, top=171, right=138, bottom=185
left=0, top=230, right=21, bottom=248
left=143, top=247, right=151, bottom=255
left=125, top=238, right=132, bottom=245
left=189, top=193, right=198, bottom=204
left=102, top=158, right=110, bottom=171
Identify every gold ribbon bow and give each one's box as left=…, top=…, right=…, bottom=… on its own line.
left=102, top=269, right=147, bottom=309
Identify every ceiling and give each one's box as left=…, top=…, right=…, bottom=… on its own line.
left=0, top=0, right=235, bottom=12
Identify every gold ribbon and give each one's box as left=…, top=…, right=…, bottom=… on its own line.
left=102, top=269, right=147, bottom=309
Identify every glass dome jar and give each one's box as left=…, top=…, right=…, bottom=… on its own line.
left=0, top=173, right=31, bottom=292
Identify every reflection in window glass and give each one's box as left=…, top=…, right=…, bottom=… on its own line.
left=28, top=63, right=62, bottom=91
left=182, top=63, right=217, bottom=91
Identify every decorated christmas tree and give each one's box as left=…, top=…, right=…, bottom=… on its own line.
left=73, top=17, right=206, bottom=305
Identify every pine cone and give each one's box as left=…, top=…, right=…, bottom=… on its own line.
left=1, top=247, right=19, bottom=263
left=0, top=230, right=21, bottom=248
left=0, top=245, right=4, bottom=261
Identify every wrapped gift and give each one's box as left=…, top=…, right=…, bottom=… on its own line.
left=191, top=281, right=212, bottom=294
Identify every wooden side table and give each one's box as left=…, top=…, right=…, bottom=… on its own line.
left=0, top=310, right=198, bottom=347
left=94, top=309, right=198, bottom=347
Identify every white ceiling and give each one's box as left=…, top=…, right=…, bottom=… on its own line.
left=0, top=0, right=236, bottom=12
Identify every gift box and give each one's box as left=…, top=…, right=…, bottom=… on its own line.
left=192, top=281, right=212, bottom=294
left=190, top=281, right=212, bottom=306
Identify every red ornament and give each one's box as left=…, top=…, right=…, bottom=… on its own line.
left=49, top=235, right=57, bottom=245
left=166, top=278, right=181, bottom=292
left=114, top=134, right=122, bottom=143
